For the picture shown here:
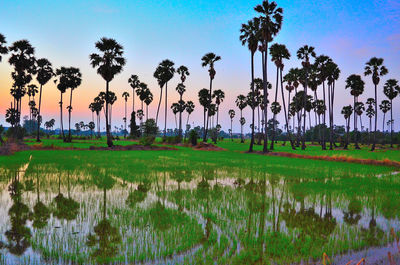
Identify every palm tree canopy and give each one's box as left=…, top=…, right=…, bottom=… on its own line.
left=366, top=97, right=375, bottom=106
left=144, top=91, right=153, bottom=106
left=341, top=105, right=353, bottom=119
left=364, top=57, right=388, bottom=85
left=383, top=79, right=399, bottom=100
left=176, top=83, right=186, bottom=96
left=297, top=45, right=316, bottom=68
left=89, top=37, right=126, bottom=82
left=154, top=59, right=175, bottom=87
left=236, top=94, right=247, bottom=110
left=213, top=89, right=225, bottom=105
left=355, top=102, right=365, bottom=116
left=314, top=55, right=333, bottom=82
left=185, top=101, right=195, bottom=114
left=228, top=109, right=235, bottom=119
left=0, top=33, right=9, bottom=62
left=345, top=74, right=365, bottom=97
left=198, top=88, right=210, bottom=107
left=379, top=100, right=391, bottom=113
left=36, top=58, right=54, bottom=86
left=8, top=39, right=36, bottom=87
left=122, top=91, right=130, bottom=101
left=177, top=65, right=190, bottom=83
left=270, top=101, right=281, bottom=114
left=269, top=43, right=290, bottom=68
left=27, top=84, right=39, bottom=97
left=171, top=103, right=180, bottom=115
left=366, top=105, right=375, bottom=118
left=201, top=53, right=221, bottom=79
left=254, top=1, right=283, bottom=42
left=55, top=67, right=82, bottom=92
left=128, top=74, right=140, bottom=90
left=240, top=18, right=260, bottom=54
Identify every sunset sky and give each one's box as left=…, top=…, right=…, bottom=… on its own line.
left=1, top=0, right=400, bottom=133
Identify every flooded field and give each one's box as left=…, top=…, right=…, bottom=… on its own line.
left=0, top=151, right=399, bottom=264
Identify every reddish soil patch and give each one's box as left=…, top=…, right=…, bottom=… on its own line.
left=193, top=142, right=226, bottom=151
left=0, top=142, right=31, bottom=155
left=88, top=144, right=176, bottom=151
left=259, top=151, right=400, bottom=168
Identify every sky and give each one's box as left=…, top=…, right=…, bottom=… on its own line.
left=1, top=0, right=400, bottom=133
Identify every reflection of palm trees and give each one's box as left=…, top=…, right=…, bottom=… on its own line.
left=3, top=173, right=32, bottom=256
left=32, top=171, right=50, bottom=229
left=53, top=171, right=79, bottom=221
left=87, top=184, right=122, bottom=263
left=343, top=198, right=362, bottom=226
left=126, top=180, right=150, bottom=209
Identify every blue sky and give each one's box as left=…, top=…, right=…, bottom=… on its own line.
left=1, top=0, right=399, bottom=132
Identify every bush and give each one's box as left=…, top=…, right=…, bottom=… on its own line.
left=163, top=136, right=182, bottom=144
left=5, top=126, right=26, bottom=140
left=143, top=119, right=158, bottom=137
left=188, top=129, right=198, bottom=146
left=139, top=136, right=155, bottom=146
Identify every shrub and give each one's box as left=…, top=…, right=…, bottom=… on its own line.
left=139, top=136, right=155, bottom=146
left=188, top=129, right=198, bottom=146
left=5, top=126, right=26, bottom=140
left=143, top=119, right=158, bottom=137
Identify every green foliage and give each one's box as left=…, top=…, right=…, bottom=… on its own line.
left=129, top=111, right=140, bottom=138
left=142, top=118, right=158, bottom=137
left=139, top=136, right=155, bottom=146
left=188, top=129, right=198, bottom=145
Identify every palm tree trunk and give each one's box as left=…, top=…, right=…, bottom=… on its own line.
left=164, top=82, right=168, bottom=138
left=124, top=100, right=127, bottom=139
left=156, top=85, right=163, bottom=126
left=230, top=119, right=233, bottom=141
left=302, top=68, right=309, bottom=150
left=240, top=109, right=243, bottom=143
left=262, top=45, right=269, bottom=153
left=371, top=84, right=377, bottom=151
left=179, top=94, right=183, bottom=140
left=60, top=92, right=64, bottom=140
left=354, top=96, right=360, bottom=149
left=203, top=77, right=213, bottom=142
left=321, top=82, right=326, bottom=150
left=249, top=53, right=255, bottom=152
left=105, top=81, right=113, bottom=147
left=270, top=66, right=279, bottom=150
left=67, top=88, right=73, bottom=142
left=132, top=88, right=135, bottom=113
left=383, top=113, right=386, bottom=133
left=390, top=99, right=393, bottom=147
left=36, top=84, right=43, bottom=142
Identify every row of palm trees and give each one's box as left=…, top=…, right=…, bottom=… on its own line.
left=238, top=0, right=398, bottom=152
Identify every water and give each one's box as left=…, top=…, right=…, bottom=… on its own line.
left=0, top=155, right=399, bottom=264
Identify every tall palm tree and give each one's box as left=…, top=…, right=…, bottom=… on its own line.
left=354, top=102, right=365, bottom=132
left=366, top=98, right=375, bottom=144
left=212, top=89, right=225, bottom=127
left=176, top=83, right=186, bottom=139
left=122, top=92, right=130, bottom=138
left=136, top=82, right=148, bottom=112
left=27, top=84, right=38, bottom=125
left=0, top=33, right=8, bottom=62
left=56, top=67, right=82, bottom=142
left=254, top=78, right=263, bottom=133
left=236, top=94, right=247, bottom=143
left=326, top=61, right=340, bottom=150
left=177, top=65, right=190, bottom=139
left=270, top=101, right=281, bottom=148
left=128, top=74, right=140, bottom=113
left=185, top=101, right=195, bottom=131
left=108, top=91, right=117, bottom=134
left=171, top=103, right=179, bottom=131
left=93, top=96, right=104, bottom=138
left=35, top=58, right=54, bottom=142
left=55, top=78, right=66, bottom=139
left=90, top=37, right=126, bottom=147
left=198, top=88, right=210, bottom=138
left=341, top=105, right=353, bottom=149
left=8, top=40, right=36, bottom=127
left=383, top=79, right=399, bottom=147
left=364, top=57, right=388, bottom=151
left=201, top=52, right=221, bottom=142
left=228, top=109, right=235, bottom=141
left=154, top=59, right=175, bottom=137
left=270, top=43, right=293, bottom=149
left=297, top=45, right=316, bottom=150
left=345, top=74, right=365, bottom=149
left=254, top=0, right=283, bottom=153
left=144, top=90, right=153, bottom=121
left=379, top=100, right=391, bottom=133
left=240, top=18, right=261, bottom=152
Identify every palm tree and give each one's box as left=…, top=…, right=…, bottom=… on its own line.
left=122, top=92, right=130, bottom=138
left=90, top=37, right=126, bottom=147
left=297, top=45, right=316, bottom=150
left=27, top=84, right=38, bottom=126
left=56, top=67, right=82, bottom=142
left=236, top=94, right=247, bottom=143
left=270, top=101, right=281, bottom=149
left=0, top=33, right=8, bottom=62
left=240, top=18, right=260, bottom=152
left=154, top=59, right=175, bottom=137
left=35, top=58, right=54, bottom=142
left=128, top=74, right=140, bottom=113
left=212, top=89, right=225, bottom=128
left=228, top=109, right=235, bottom=141
left=254, top=78, right=263, bottom=134
left=171, top=103, right=179, bottom=131
left=345, top=74, right=365, bottom=149
left=383, top=79, right=399, bottom=147
left=198, top=88, right=210, bottom=137
left=354, top=102, right=365, bottom=132
left=8, top=40, right=36, bottom=127
left=177, top=65, right=190, bottom=139
left=326, top=61, right=340, bottom=150
left=144, top=90, right=153, bottom=121
left=201, top=52, right=221, bottom=142
left=364, top=57, right=388, bottom=151
left=55, top=78, right=66, bottom=139
left=108, top=92, right=117, bottom=134
left=366, top=98, right=375, bottom=144
left=379, top=100, right=391, bottom=133
left=270, top=43, right=293, bottom=149
left=176, top=83, right=186, bottom=139
left=93, top=96, right=104, bottom=138
left=341, top=105, right=353, bottom=149
left=254, top=0, right=283, bottom=153
left=185, top=101, right=195, bottom=132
